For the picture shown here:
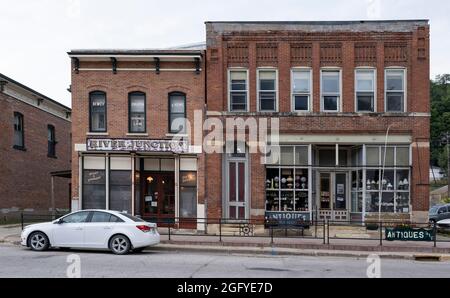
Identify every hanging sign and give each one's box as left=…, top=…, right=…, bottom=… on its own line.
left=86, top=138, right=189, bottom=153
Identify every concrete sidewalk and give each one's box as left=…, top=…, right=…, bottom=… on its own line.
left=3, top=224, right=450, bottom=260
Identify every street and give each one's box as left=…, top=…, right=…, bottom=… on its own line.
left=0, top=243, right=449, bottom=278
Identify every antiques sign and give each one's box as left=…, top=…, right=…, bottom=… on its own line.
left=385, top=227, right=434, bottom=242
left=87, top=138, right=189, bottom=153
left=265, top=212, right=310, bottom=224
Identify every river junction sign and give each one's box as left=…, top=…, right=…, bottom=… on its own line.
left=86, top=138, right=189, bottom=153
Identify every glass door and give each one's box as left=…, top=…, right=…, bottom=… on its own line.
left=227, top=161, right=247, bottom=220
left=319, top=173, right=331, bottom=210
left=142, top=173, right=175, bottom=224
left=334, top=173, right=347, bottom=210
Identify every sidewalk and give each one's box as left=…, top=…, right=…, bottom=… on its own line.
left=2, top=225, right=450, bottom=260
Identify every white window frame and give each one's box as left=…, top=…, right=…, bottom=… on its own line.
left=320, top=68, right=342, bottom=112
left=385, top=68, right=407, bottom=113
left=257, top=68, right=278, bottom=112
left=228, top=68, right=250, bottom=112
left=355, top=67, right=377, bottom=113
left=291, top=67, right=313, bottom=112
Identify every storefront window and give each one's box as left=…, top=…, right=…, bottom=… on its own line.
left=109, top=171, right=132, bottom=213
left=83, top=170, right=106, bottom=209
left=180, top=172, right=197, bottom=218
left=351, top=170, right=363, bottom=213
left=266, top=146, right=309, bottom=213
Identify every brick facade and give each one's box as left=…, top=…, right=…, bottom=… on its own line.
left=0, top=74, right=71, bottom=218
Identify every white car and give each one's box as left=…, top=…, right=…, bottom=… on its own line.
left=21, top=210, right=160, bottom=255
left=437, top=219, right=450, bottom=230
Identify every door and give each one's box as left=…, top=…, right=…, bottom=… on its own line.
left=142, top=173, right=175, bottom=224
left=83, top=211, right=121, bottom=248
left=334, top=173, right=347, bottom=210
left=318, top=172, right=348, bottom=221
left=227, top=161, right=247, bottom=220
left=52, top=211, right=90, bottom=247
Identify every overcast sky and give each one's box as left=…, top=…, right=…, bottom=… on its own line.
left=0, top=0, right=448, bottom=107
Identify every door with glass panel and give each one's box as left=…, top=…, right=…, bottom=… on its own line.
left=318, top=172, right=348, bottom=221
left=227, top=161, right=247, bottom=220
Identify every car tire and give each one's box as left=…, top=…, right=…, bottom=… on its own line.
left=28, top=232, right=50, bottom=252
left=109, top=235, right=131, bottom=255
left=133, top=247, right=146, bottom=253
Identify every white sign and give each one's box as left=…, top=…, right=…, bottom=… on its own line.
left=87, top=138, right=189, bottom=153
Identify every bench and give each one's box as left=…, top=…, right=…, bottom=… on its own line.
left=264, top=219, right=310, bottom=237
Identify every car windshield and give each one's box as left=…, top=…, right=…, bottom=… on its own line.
left=429, top=207, right=440, bottom=214
left=120, top=213, right=145, bottom=222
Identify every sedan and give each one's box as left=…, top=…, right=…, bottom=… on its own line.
left=21, top=210, right=160, bottom=255
left=437, top=219, right=450, bottom=231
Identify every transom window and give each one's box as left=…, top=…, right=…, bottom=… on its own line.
left=13, top=112, right=24, bottom=149
left=229, top=70, right=248, bottom=112
left=356, top=69, right=375, bottom=112
left=258, top=69, right=277, bottom=112
left=89, top=91, right=107, bottom=132
left=169, top=92, right=186, bottom=134
left=128, top=92, right=146, bottom=133
left=292, top=69, right=311, bottom=112
left=321, top=70, right=341, bottom=112
left=385, top=69, right=406, bottom=112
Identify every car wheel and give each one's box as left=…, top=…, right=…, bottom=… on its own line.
left=29, top=232, right=50, bottom=252
left=109, top=235, right=131, bottom=255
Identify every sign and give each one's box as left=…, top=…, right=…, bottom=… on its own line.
left=265, top=212, right=310, bottom=225
left=87, top=138, right=189, bottom=153
left=385, top=227, right=434, bottom=242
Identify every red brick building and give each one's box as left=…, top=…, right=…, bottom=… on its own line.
left=0, top=73, right=72, bottom=219
left=69, top=20, right=430, bottom=226
left=205, top=20, right=430, bottom=224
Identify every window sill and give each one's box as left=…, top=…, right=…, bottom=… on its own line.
left=126, top=133, right=149, bottom=137
left=86, top=132, right=109, bottom=136
left=13, top=145, right=26, bottom=152
left=47, top=155, right=58, bottom=159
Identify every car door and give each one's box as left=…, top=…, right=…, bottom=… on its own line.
left=83, top=212, right=123, bottom=248
left=438, top=207, right=448, bottom=221
left=52, top=211, right=91, bottom=248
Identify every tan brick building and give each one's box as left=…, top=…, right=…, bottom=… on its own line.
left=0, top=73, right=72, bottom=219
left=69, top=20, right=430, bottom=227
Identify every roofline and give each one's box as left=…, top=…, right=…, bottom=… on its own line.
left=0, top=73, right=71, bottom=111
left=68, top=50, right=203, bottom=56
left=205, top=19, right=430, bottom=24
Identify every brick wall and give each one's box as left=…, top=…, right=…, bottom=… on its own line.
left=0, top=92, right=71, bottom=214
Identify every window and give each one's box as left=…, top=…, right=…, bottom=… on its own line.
left=109, top=170, right=132, bottom=214
left=356, top=69, right=375, bottom=112
left=82, top=170, right=106, bottom=209
left=321, top=70, right=341, bottom=112
left=385, top=69, right=406, bottom=112
left=90, top=211, right=124, bottom=223
left=120, top=213, right=145, bottom=222
left=266, top=146, right=310, bottom=213
left=89, top=91, right=107, bottom=132
left=13, top=112, right=24, bottom=149
left=292, top=69, right=311, bottom=111
left=128, top=92, right=146, bottom=133
left=168, top=92, right=186, bottom=134
left=258, top=69, right=277, bottom=111
left=229, top=70, right=248, bottom=111
left=47, top=125, right=56, bottom=157
left=180, top=172, right=197, bottom=218
left=61, top=211, right=90, bottom=223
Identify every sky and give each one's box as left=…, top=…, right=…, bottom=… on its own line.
left=0, top=0, right=449, bottom=108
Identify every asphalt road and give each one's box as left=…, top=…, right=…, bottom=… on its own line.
left=0, top=243, right=449, bottom=278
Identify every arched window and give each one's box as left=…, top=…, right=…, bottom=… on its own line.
left=47, top=124, right=56, bottom=157
left=128, top=92, right=146, bottom=133
left=168, top=92, right=186, bottom=134
left=89, top=91, right=107, bottom=132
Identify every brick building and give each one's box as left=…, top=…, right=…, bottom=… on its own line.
left=69, top=20, right=430, bottom=227
left=0, top=73, right=72, bottom=218
left=205, top=20, right=430, bottom=224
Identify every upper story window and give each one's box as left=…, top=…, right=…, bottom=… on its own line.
left=385, top=69, right=406, bottom=112
left=356, top=69, right=376, bottom=112
left=13, top=112, right=24, bottom=150
left=321, top=70, right=341, bottom=112
left=229, top=70, right=248, bottom=112
left=47, top=125, right=56, bottom=157
left=292, top=69, right=311, bottom=112
left=169, top=92, right=186, bottom=134
left=128, top=92, right=146, bottom=133
left=257, top=69, right=277, bottom=112
left=89, top=91, right=107, bottom=132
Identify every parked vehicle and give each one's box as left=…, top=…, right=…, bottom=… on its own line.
left=429, top=204, right=450, bottom=223
left=437, top=219, right=450, bottom=231
left=21, top=210, right=160, bottom=255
